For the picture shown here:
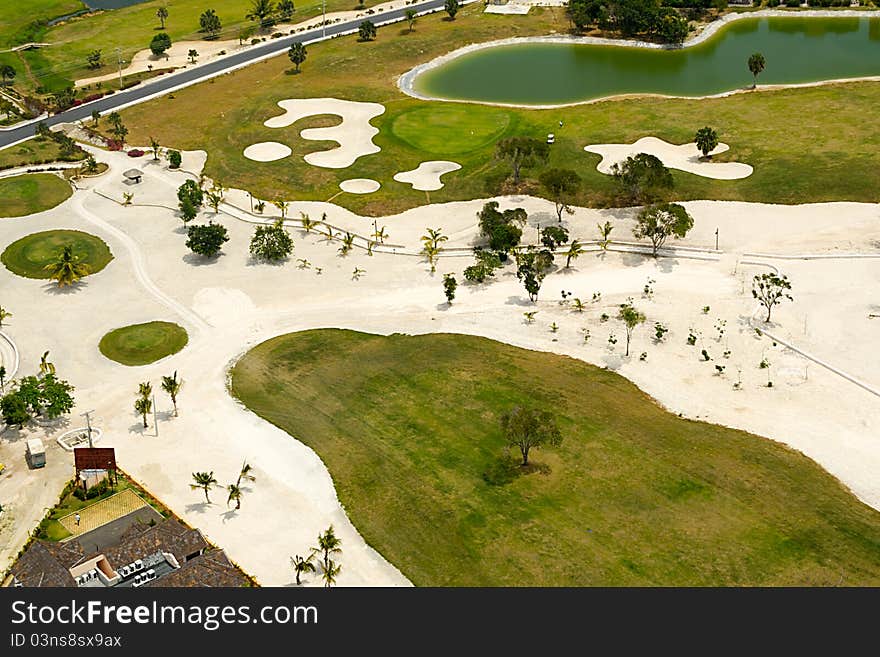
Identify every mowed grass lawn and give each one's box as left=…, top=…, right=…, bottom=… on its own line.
left=230, top=330, right=880, bottom=586
left=117, top=5, right=880, bottom=215
left=1, top=229, right=113, bottom=279
left=0, top=137, right=86, bottom=170
left=0, top=174, right=72, bottom=218
left=99, top=321, right=188, bottom=366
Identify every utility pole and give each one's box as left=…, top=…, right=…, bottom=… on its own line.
left=322, top=0, right=326, bottom=38
left=152, top=394, right=159, bottom=437
left=715, top=227, right=719, bottom=251
left=80, top=409, right=95, bottom=448
left=116, top=47, right=123, bottom=90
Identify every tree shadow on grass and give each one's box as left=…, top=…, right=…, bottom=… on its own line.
left=482, top=454, right=551, bottom=486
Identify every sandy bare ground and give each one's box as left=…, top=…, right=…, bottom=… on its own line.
left=393, top=161, right=462, bottom=191
left=2, top=147, right=880, bottom=585
left=339, top=178, right=381, bottom=194
left=585, top=137, right=753, bottom=180
left=243, top=141, right=292, bottom=162
left=262, top=98, right=385, bottom=169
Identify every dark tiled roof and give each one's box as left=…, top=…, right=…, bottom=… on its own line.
left=104, top=519, right=208, bottom=567
left=146, top=550, right=250, bottom=588
left=10, top=541, right=83, bottom=587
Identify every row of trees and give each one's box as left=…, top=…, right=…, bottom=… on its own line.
left=567, top=0, right=691, bottom=44
left=133, top=372, right=182, bottom=429
left=291, top=525, right=343, bottom=587
left=0, top=353, right=74, bottom=429
left=190, top=462, right=255, bottom=510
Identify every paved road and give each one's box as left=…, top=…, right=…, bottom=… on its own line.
left=0, top=0, right=453, bottom=150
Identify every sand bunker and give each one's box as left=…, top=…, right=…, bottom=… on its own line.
left=340, top=178, right=380, bottom=194
left=243, top=142, right=292, bottom=162
left=263, top=98, right=385, bottom=169
left=585, top=136, right=753, bottom=180
left=393, top=161, right=462, bottom=191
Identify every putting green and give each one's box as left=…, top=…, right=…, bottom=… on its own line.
left=1, top=229, right=113, bottom=280
left=0, top=174, right=72, bottom=218
left=389, top=105, right=512, bottom=155
left=99, top=321, right=189, bottom=366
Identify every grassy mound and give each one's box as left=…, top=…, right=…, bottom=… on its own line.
left=99, top=321, right=189, bottom=366
left=231, top=329, right=880, bottom=586
left=390, top=105, right=512, bottom=155
left=1, top=229, right=112, bottom=279
left=0, top=174, right=72, bottom=218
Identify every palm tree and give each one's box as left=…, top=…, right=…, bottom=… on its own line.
left=421, top=227, right=448, bottom=250
left=38, top=351, right=56, bottom=376
left=351, top=267, right=365, bottom=280
left=421, top=243, right=440, bottom=273
left=149, top=136, right=161, bottom=160
left=291, top=554, right=316, bottom=585
left=338, top=232, right=355, bottom=256
left=565, top=240, right=584, bottom=268
left=237, top=461, right=256, bottom=486
left=44, top=245, right=91, bottom=287
left=247, top=0, right=276, bottom=29
left=226, top=483, right=242, bottom=509
left=156, top=6, right=168, bottom=29
left=138, top=381, right=152, bottom=399
left=312, top=525, right=342, bottom=573
left=275, top=197, right=288, bottom=219
left=191, top=471, right=217, bottom=503
left=299, top=212, right=318, bottom=232
left=748, top=52, right=766, bottom=88
left=161, top=371, right=182, bottom=416
left=372, top=225, right=388, bottom=243
left=0, top=305, right=10, bottom=327
left=321, top=559, right=342, bottom=588
left=134, top=395, right=152, bottom=428
left=597, top=221, right=613, bottom=250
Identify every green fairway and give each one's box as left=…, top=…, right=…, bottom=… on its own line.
left=99, top=321, right=188, bottom=365
left=390, top=105, right=514, bottom=155
left=0, top=174, right=72, bottom=218
left=1, top=229, right=113, bottom=280
left=0, top=137, right=87, bottom=171
left=115, top=5, right=880, bottom=215
left=0, top=0, right=83, bottom=48
left=230, top=330, right=880, bottom=586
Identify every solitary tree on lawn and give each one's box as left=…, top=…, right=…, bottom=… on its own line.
left=500, top=405, right=562, bottom=467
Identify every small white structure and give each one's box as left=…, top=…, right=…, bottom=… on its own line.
left=26, top=439, right=46, bottom=468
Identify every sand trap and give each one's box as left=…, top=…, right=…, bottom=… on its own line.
left=585, top=136, right=753, bottom=180
left=340, top=178, right=380, bottom=194
left=393, top=161, right=462, bottom=191
left=263, top=98, right=385, bottom=169
left=243, top=142, right=292, bottom=163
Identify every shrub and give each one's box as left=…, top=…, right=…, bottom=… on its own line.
left=251, top=38, right=261, bottom=45
left=167, top=150, right=182, bottom=169
left=127, top=148, right=145, bottom=157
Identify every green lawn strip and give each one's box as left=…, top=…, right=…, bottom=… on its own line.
left=0, top=0, right=84, bottom=48
left=98, top=321, right=189, bottom=366
left=1, top=229, right=113, bottom=279
left=0, top=137, right=87, bottom=171
left=230, top=329, right=880, bottom=586
left=114, top=6, right=880, bottom=215
left=0, top=173, right=72, bottom=217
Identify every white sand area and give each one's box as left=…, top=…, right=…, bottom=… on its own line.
left=585, top=136, right=753, bottom=180
left=393, top=161, right=462, bottom=191
left=243, top=142, right=292, bottom=162
left=263, top=98, right=385, bottom=169
left=340, top=178, right=380, bottom=194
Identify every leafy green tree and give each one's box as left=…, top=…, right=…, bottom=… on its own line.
left=199, top=9, right=222, bottom=38
left=250, top=220, right=294, bottom=262
left=180, top=197, right=198, bottom=223
left=443, top=273, right=457, bottom=304
left=564, top=240, right=584, bottom=268
left=495, top=136, right=550, bottom=186
left=167, top=150, right=182, bottom=169
left=358, top=20, right=377, bottom=41
left=0, top=64, right=16, bottom=86
left=278, top=0, right=296, bottom=20
left=618, top=301, right=646, bottom=356
left=291, top=554, right=315, bottom=585
left=515, top=247, right=553, bottom=302
left=86, top=49, right=103, bottom=70
left=150, top=32, right=172, bottom=57
left=633, top=202, right=694, bottom=257
left=540, top=225, right=569, bottom=250
left=177, top=179, right=204, bottom=216
left=656, top=9, right=688, bottom=44
left=156, top=6, right=169, bottom=29
left=444, top=0, right=459, bottom=19
left=191, top=471, right=217, bottom=503
left=752, top=273, right=793, bottom=322
left=186, top=222, right=229, bottom=257
left=247, top=0, right=276, bottom=28
left=0, top=392, right=30, bottom=428
left=288, top=42, right=307, bottom=72
left=406, top=9, right=417, bottom=32
left=748, top=52, right=766, bottom=88
left=463, top=248, right=503, bottom=283
left=161, top=371, right=183, bottom=416
left=610, top=152, right=673, bottom=202
left=539, top=169, right=581, bottom=221
left=478, top=201, right=526, bottom=255
left=567, top=0, right=603, bottom=31
left=44, top=245, right=90, bottom=287
left=500, top=406, right=562, bottom=466
left=38, top=374, right=74, bottom=419
left=694, top=126, right=719, bottom=159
